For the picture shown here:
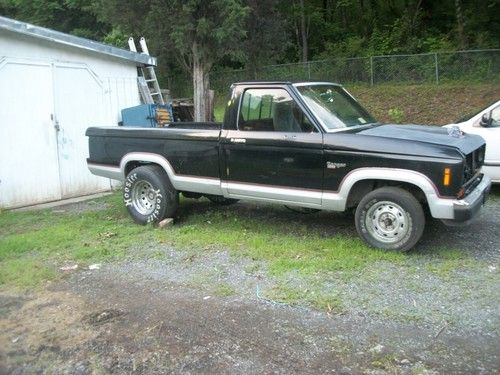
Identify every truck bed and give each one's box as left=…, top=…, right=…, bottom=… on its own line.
left=86, top=125, right=222, bottom=179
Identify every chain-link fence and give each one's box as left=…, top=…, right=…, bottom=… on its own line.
left=210, top=49, right=500, bottom=94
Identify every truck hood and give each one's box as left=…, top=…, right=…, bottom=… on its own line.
left=324, top=124, right=485, bottom=158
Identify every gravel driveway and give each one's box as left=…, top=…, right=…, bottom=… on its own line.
left=0, top=191, right=499, bottom=374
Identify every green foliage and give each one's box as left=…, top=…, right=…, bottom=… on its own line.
left=421, top=36, right=455, bottom=52
left=146, top=0, right=249, bottom=70
left=388, top=108, right=404, bottom=124
left=1, top=0, right=499, bottom=96
left=101, top=27, right=128, bottom=48
left=2, top=0, right=111, bottom=40
left=243, top=0, right=289, bottom=74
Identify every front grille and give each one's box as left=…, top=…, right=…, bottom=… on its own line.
left=463, top=145, right=485, bottom=183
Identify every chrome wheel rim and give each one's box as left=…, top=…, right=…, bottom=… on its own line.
left=365, top=201, right=409, bottom=244
left=131, top=180, right=158, bottom=215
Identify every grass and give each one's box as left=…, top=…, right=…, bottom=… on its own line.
left=348, top=82, right=500, bottom=125
left=213, top=283, right=236, bottom=297
left=264, top=281, right=344, bottom=312
left=153, top=201, right=408, bottom=275
left=1, top=188, right=497, bottom=299
left=0, top=194, right=150, bottom=289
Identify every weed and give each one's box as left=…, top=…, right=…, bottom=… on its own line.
left=309, top=292, right=344, bottom=313
left=371, top=353, right=399, bottom=371
left=243, top=263, right=260, bottom=274
left=264, top=283, right=304, bottom=305
left=388, top=107, right=404, bottom=123
left=214, top=283, right=236, bottom=297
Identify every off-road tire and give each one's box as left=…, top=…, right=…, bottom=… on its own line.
left=355, top=187, right=425, bottom=251
left=123, top=165, right=178, bottom=225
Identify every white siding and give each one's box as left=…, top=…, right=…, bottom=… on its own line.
left=0, top=30, right=141, bottom=208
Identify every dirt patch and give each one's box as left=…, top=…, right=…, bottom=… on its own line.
left=82, top=309, right=125, bottom=326
left=53, top=199, right=112, bottom=215
left=0, top=290, right=100, bottom=374
left=0, top=262, right=498, bottom=374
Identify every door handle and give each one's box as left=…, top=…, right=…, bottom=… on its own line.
left=230, top=138, right=246, bottom=144
left=51, top=114, right=60, bottom=131
left=283, top=134, right=297, bottom=140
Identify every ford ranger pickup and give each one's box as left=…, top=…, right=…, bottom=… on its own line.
left=86, top=81, right=491, bottom=251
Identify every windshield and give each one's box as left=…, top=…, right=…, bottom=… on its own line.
left=296, top=84, right=376, bottom=130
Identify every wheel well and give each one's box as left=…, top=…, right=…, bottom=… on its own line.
left=124, top=161, right=159, bottom=176
left=346, top=179, right=427, bottom=208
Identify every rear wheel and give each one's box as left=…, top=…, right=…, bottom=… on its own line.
left=355, top=187, right=425, bottom=251
left=123, top=165, right=178, bottom=224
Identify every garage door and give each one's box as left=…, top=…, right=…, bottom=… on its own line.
left=54, top=63, right=110, bottom=198
left=0, top=59, right=62, bottom=208
left=0, top=59, right=112, bottom=208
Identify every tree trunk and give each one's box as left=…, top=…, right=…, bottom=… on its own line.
left=192, top=41, right=206, bottom=122
left=410, top=0, right=423, bottom=34
left=203, top=72, right=213, bottom=121
left=299, top=0, right=308, bottom=62
left=454, top=0, right=466, bottom=49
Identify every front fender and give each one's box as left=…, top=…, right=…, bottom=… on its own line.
left=321, top=167, right=450, bottom=218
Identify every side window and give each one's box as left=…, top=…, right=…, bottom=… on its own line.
left=238, top=88, right=317, bottom=132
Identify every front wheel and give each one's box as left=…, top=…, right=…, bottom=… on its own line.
left=123, top=165, right=178, bottom=224
left=355, top=187, right=425, bottom=251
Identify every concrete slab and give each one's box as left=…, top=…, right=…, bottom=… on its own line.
left=12, top=191, right=113, bottom=212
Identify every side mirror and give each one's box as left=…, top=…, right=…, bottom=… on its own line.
left=480, top=112, right=492, bottom=127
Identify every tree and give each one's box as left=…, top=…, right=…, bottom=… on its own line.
left=92, top=0, right=151, bottom=37
left=3, top=0, right=500, bottom=100
left=454, top=0, right=466, bottom=49
left=297, top=0, right=308, bottom=62
left=243, top=0, right=289, bottom=76
left=148, top=0, right=248, bottom=121
left=1, top=0, right=110, bottom=40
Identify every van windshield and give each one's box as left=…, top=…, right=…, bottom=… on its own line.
left=296, top=84, right=376, bottom=130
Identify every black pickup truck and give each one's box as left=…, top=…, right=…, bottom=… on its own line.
left=86, top=81, right=491, bottom=251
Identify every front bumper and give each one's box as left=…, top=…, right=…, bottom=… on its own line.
left=452, top=175, right=491, bottom=222
left=429, top=174, right=491, bottom=222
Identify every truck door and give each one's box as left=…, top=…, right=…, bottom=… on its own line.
left=221, top=86, right=324, bottom=206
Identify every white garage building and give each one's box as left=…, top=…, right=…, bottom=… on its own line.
left=0, top=16, right=155, bottom=208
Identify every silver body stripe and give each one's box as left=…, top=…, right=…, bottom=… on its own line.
left=222, top=182, right=322, bottom=208
left=88, top=163, right=122, bottom=180
left=87, top=153, right=484, bottom=220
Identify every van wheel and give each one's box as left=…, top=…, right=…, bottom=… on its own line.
left=123, top=165, right=178, bottom=224
left=355, top=187, right=425, bottom=251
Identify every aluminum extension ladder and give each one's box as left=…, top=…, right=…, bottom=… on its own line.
left=128, top=37, right=165, bottom=105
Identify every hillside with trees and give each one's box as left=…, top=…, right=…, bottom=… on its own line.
left=1, top=0, right=499, bottom=119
